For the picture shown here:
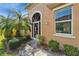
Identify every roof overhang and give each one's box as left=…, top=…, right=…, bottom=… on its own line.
left=46, top=3, right=66, bottom=9
left=25, top=3, right=67, bottom=10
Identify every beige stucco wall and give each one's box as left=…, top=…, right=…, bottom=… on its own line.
left=28, top=4, right=79, bottom=49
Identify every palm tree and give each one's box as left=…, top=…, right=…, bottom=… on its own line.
left=0, top=15, right=13, bottom=51
left=11, top=10, right=31, bottom=37
left=0, top=9, right=31, bottom=40
left=0, top=15, right=13, bottom=39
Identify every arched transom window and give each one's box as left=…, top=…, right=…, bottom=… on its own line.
left=32, top=13, right=40, bottom=22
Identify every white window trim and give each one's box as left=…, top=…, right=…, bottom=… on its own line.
left=56, top=20, right=71, bottom=23
left=53, top=33, right=75, bottom=38
left=52, top=4, right=75, bottom=38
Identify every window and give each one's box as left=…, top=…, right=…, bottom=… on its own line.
left=54, top=6, right=72, bottom=34
left=32, top=13, right=40, bottom=22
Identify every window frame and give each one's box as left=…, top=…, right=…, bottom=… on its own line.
left=53, top=4, right=74, bottom=38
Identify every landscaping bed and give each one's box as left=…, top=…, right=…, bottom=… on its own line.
left=0, top=35, right=32, bottom=56
left=18, top=39, right=65, bottom=56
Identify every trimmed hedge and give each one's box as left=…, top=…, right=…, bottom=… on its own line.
left=18, top=35, right=31, bottom=44
left=48, top=40, right=59, bottom=52
left=8, top=38, right=20, bottom=49
left=64, top=44, right=79, bottom=56
left=8, top=35, right=31, bottom=50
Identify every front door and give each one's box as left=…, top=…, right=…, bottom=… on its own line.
left=32, top=12, right=41, bottom=38
left=34, top=22, right=39, bottom=38
left=32, top=22, right=40, bottom=38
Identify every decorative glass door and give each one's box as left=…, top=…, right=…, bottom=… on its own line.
left=32, top=13, right=41, bottom=38
left=34, top=23, right=39, bottom=38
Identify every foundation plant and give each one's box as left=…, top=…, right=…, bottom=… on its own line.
left=48, top=39, right=79, bottom=56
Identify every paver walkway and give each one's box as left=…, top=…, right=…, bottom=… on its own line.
left=18, top=40, right=65, bottom=56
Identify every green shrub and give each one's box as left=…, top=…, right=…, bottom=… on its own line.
left=17, top=35, right=31, bottom=44
left=64, top=44, right=79, bottom=56
left=0, top=48, right=16, bottom=56
left=36, top=35, right=44, bottom=45
left=48, top=40, right=59, bottom=52
left=0, top=42, right=4, bottom=49
left=0, top=48, right=5, bottom=56
left=19, top=37, right=27, bottom=44
left=0, top=39, right=6, bottom=56
left=8, top=38, right=20, bottom=49
left=0, top=45, right=5, bottom=55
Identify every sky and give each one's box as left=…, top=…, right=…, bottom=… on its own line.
left=0, top=3, right=28, bottom=17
